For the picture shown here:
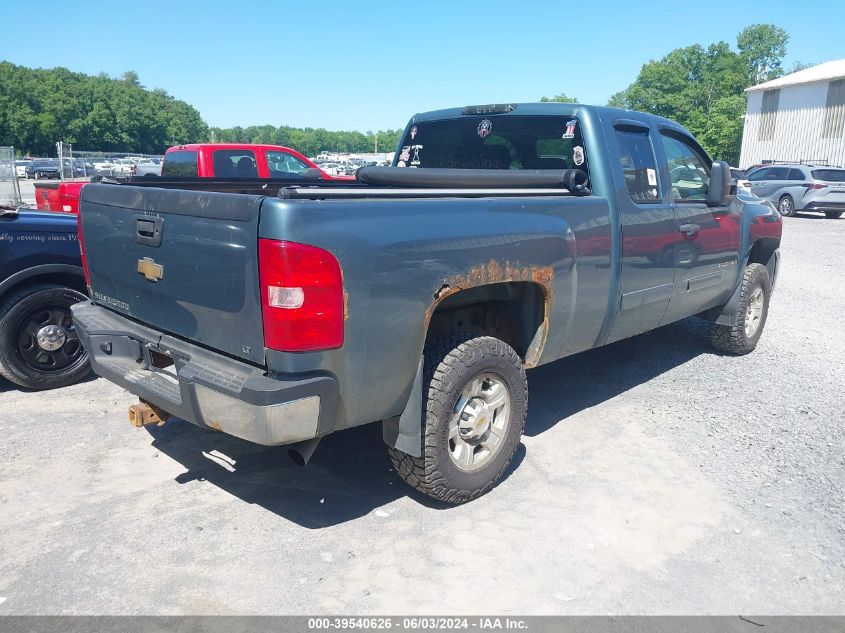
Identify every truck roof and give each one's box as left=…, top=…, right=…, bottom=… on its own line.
left=409, top=102, right=691, bottom=136
left=166, top=143, right=303, bottom=153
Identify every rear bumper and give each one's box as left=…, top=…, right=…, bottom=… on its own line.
left=802, top=201, right=845, bottom=211
left=71, top=301, right=338, bottom=446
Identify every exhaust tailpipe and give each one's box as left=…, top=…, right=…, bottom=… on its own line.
left=288, top=437, right=321, bottom=467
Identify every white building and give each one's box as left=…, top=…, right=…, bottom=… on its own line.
left=739, top=59, right=845, bottom=169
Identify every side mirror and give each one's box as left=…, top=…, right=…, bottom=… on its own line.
left=707, top=160, right=731, bottom=207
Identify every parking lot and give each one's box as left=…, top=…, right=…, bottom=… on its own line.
left=0, top=213, right=843, bottom=615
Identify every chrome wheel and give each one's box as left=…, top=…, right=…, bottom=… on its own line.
left=778, top=196, right=793, bottom=216
left=744, top=287, right=764, bottom=338
left=448, top=373, right=510, bottom=471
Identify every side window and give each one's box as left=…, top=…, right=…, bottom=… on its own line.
left=212, top=149, right=257, bottom=178
left=266, top=151, right=309, bottom=177
left=787, top=168, right=805, bottom=181
left=614, top=128, right=660, bottom=202
left=767, top=167, right=789, bottom=180
left=660, top=133, right=710, bottom=202
left=746, top=168, right=769, bottom=181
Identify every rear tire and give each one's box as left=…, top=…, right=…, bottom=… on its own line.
left=709, top=263, right=771, bottom=355
left=777, top=195, right=795, bottom=217
left=0, top=284, right=91, bottom=390
left=388, top=335, right=527, bottom=504
left=824, top=210, right=843, bottom=219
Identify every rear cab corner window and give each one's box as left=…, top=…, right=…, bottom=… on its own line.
left=659, top=131, right=711, bottom=203
left=394, top=114, right=591, bottom=187
left=613, top=126, right=661, bottom=203
left=161, top=150, right=198, bottom=177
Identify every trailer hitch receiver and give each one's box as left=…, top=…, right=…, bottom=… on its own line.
left=128, top=400, right=171, bottom=427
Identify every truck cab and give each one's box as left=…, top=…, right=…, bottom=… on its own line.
left=162, top=143, right=336, bottom=179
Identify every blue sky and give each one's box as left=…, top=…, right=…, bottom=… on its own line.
left=2, top=0, right=843, bottom=132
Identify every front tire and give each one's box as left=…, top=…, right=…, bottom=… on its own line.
left=389, top=335, right=527, bottom=504
left=824, top=210, right=843, bottom=219
left=709, top=263, right=771, bottom=355
left=0, top=284, right=91, bottom=390
left=777, top=195, right=795, bottom=217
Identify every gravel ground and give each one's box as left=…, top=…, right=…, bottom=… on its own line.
left=0, top=213, right=843, bottom=615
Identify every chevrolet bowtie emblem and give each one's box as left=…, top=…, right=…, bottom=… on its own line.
left=137, top=257, right=164, bottom=282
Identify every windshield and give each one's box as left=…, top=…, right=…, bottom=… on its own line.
left=395, top=115, right=589, bottom=177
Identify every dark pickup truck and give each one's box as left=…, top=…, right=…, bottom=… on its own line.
left=72, top=103, right=782, bottom=503
left=1, top=209, right=90, bottom=389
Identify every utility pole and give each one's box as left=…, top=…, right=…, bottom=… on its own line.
left=374, top=132, right=378, bottom=154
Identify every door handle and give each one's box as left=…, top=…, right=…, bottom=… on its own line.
left=679, top=223, right=700, bottom=237
left=135, top=215, right=163, bottom=247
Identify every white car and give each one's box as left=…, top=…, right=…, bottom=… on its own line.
left=91, top=159, right=115, bottom=176
left=15, top=161, right=29, bottom=178
left=133, top=160, right=162, bottom=177
left=111, top=159, right=137, bottom=176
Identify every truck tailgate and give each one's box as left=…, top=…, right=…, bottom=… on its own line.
left=79, top=184, right=266, bottom=365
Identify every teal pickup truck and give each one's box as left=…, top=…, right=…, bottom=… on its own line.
left=71, top=103, right=782, bottom=504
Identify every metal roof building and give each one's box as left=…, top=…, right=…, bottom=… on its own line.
left=739, top=59, right=845, bottom=168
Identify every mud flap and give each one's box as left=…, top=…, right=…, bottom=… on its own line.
left=382, top=359, right=423, bottom=457
left=707, top=281, right=744, bottom=326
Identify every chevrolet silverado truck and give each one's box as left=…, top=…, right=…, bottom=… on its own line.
left=71, top=103, right=782, bottom=503
left=0, top=208, right=90, bottom=389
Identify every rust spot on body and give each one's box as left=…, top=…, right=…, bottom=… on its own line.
left=424, top=260, right=554, bottom=367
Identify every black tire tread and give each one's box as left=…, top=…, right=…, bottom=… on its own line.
left=709, top=263, right=770, bottom=356
left=0, top=282, right=90, bottom=389
left=388, top=334, right=527, bottom=504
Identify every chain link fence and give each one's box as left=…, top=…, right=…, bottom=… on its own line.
left=55, top=142, right=164, bottom=179
left=0, top=146, right=23, bottom=209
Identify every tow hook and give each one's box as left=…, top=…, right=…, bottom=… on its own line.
left=128, top=400, right=171, bottom=427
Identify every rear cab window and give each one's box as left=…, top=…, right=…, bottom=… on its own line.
left=395, top=114, right=590, bottom=184
left=161, top=150, right=198, bottom=177
left=212, top=150, right=258, bottom=178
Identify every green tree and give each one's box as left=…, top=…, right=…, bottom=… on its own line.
left=0, top=61, right=206, bottom=155
left=540, top=93, right=579, bottom=103
left=607, top=90, right=629, bottom=108
left=737, top=24, right=788, bottom=84
left=610, top=25, right=790, bottom=161
left=120, top=70, right=141, bottom=86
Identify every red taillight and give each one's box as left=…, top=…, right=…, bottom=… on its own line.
left=258, top=239, right=344, bottom=352
left=77, top=213, right=91, bottom=291
left=805, top=183, right=828, bottom=190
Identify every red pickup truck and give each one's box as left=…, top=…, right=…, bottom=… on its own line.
left=35, top=144, right=336, bottom=213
